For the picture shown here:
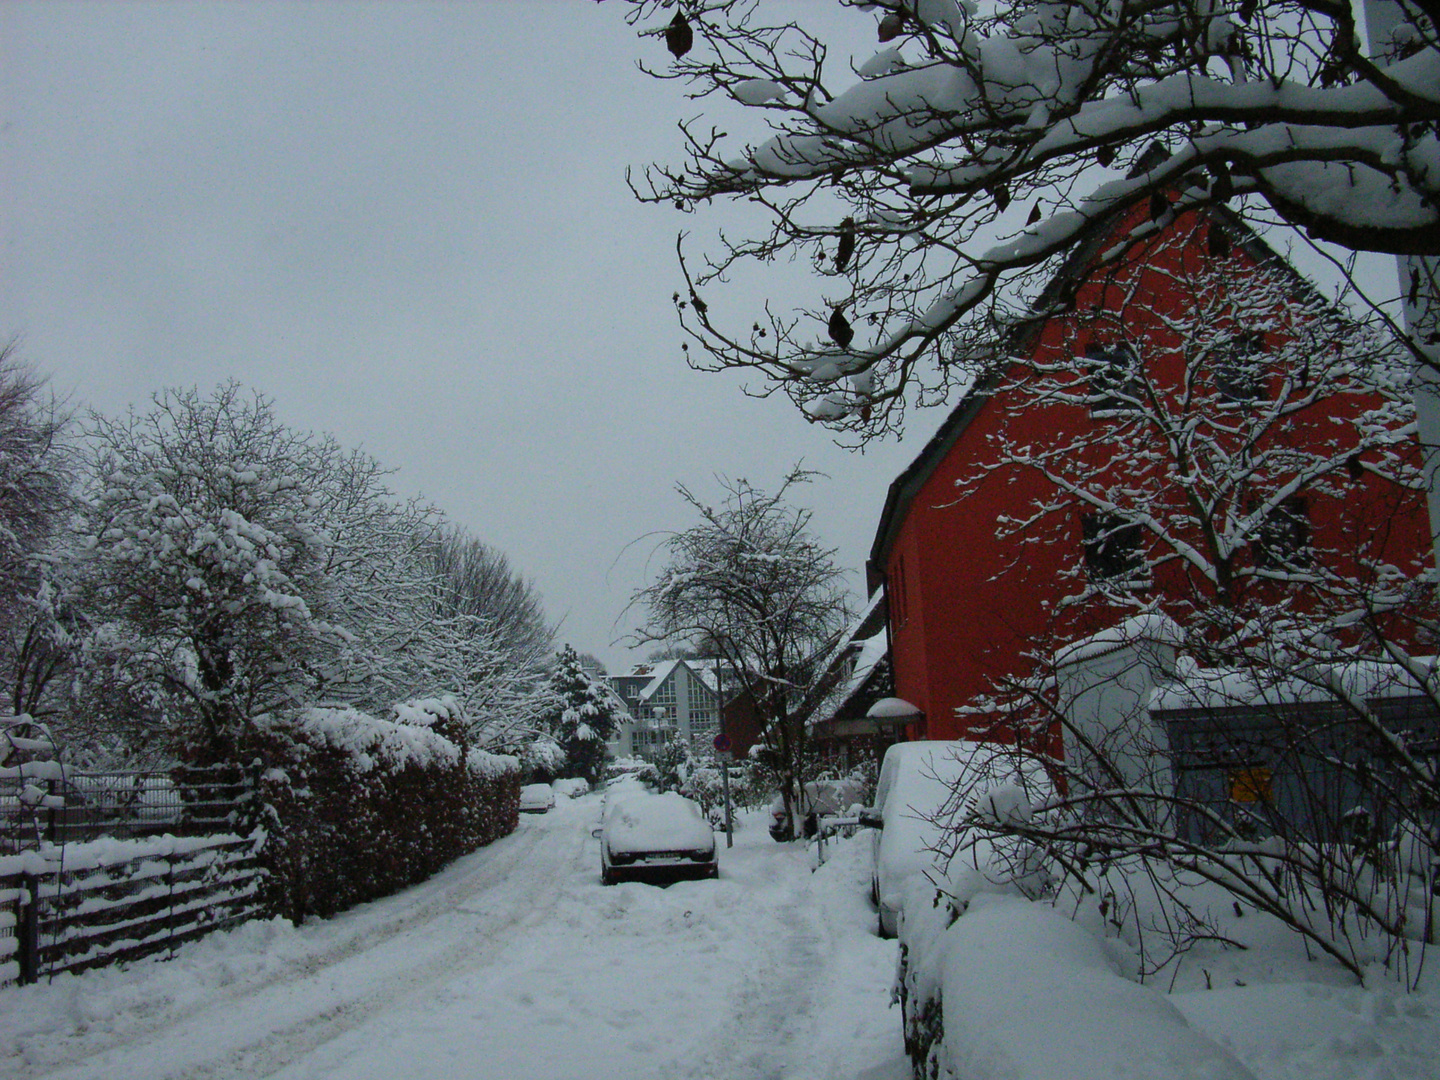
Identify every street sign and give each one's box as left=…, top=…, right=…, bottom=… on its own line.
left=713, top=732, right=732, bottom=753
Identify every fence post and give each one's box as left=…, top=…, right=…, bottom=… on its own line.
left=17, top=872, right=39, bottom=985
left=165, top=844, right=178, bottom=958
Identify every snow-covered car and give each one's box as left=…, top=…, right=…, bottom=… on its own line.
left=864, top=740, right=1047, bottom=938
left=594, top=791, right=718, bottom=885
left=519, top=783, right=556, bottom=814
left=768, top=777, right=868, bottom=841
left=552, top=777, right=589, bottom=800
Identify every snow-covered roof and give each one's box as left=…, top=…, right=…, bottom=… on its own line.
left=637, top=658, right=683, bottom=700
left=621, top=657, right=734, bottom=703
left=867, top=696, right=922, bottom=720
left=1151, top=656, right=1439, bottom=713
left=868, top=199, right=1328, bottom=571
left=808, top=631, right=890, bottom=729
left=1053, top=614, right=1184, bottom=668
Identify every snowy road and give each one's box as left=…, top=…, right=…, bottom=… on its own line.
left=1, top=794, right=908, bottom=1080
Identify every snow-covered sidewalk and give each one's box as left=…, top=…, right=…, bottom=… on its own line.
left=0, top=795, right=907, bottom=1080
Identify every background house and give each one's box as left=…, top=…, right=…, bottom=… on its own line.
left=607, top=658, right=728, bottom=760
left=807, top=591, right=894, bottom=767
left=867, top=198, right=1433, bottom=742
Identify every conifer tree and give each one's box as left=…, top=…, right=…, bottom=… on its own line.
left=542, top=645, right=624, bottom=785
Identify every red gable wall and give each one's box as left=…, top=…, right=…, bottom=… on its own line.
left=879, top=204, right=1432, bottom=741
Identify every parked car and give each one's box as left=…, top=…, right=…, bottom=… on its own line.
left=519, top=783, right=556, bottom=814
left=864, top=740, right=1047, bottom=938
left=768, top=777, right=868, bottom=841
left=552, top=777, right=589, bottom=800
left=594, top=791, right=718, bottom=885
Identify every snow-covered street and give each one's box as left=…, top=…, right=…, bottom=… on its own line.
left=0, top=794, right=908, bottom=1080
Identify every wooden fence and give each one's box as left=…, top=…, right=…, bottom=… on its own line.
left=0, top=831, right=267, bottom=986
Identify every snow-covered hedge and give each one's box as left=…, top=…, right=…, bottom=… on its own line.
left=251, top=698, right=519, bottom=921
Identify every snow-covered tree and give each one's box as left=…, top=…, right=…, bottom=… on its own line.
left=629, top=468, right=851, bottom=838
left=540, top=644, right=625, bottom=785
left=79, top=385, right=351, bottom=760
left=75, top=384, right=556, bottom=762
left=419, top=526, right=554, bottom=745
left=617, top=0, right=1438, bottom=434
left=424, top=528, right=553, bottom=663
left=0, top=344, right=79, bottom=720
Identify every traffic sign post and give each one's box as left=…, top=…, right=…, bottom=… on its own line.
left=713, top=733, right=735, bottom=848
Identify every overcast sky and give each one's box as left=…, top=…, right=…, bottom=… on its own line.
left=1, top=2, right=1403, bottom=676
left=0, top=1, right=938, bottom=673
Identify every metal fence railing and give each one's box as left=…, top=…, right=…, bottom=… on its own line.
left=0, top=767, right=254, bottom=852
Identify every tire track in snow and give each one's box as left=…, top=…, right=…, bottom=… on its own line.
left=20, top=806, right=597, bottom=1080
left=665, top=871, right=829, bottom=1080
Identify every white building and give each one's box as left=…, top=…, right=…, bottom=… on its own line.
left=607, top=658, right=728, bottom=760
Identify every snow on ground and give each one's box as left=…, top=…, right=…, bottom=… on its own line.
left=4, top=786, right=1437, bottom=1080
left=0, top=794, right=906, bottom=1080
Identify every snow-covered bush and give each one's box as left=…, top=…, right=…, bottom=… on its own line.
left=604, top=756, right=661, bottom=789
left=520, top=735, right=566, bottom=784
left=252, top=698, right=519, bottom=921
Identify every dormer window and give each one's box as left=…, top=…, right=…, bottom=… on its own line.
left=1084, top=342, right=1144, bottom=415
left=1081, top=512, right=1146, bottom=585
left=1215, top=333, right=1267, bottom=404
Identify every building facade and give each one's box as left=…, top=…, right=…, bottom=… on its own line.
left=607, top=658, right=727, bottom=760
left=868, top=200, right=1434, bottom=742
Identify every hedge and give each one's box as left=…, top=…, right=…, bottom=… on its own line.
left=248, top=698, right=520, bottom=921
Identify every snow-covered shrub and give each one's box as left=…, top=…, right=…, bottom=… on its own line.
left=520, top=735, right=566, bottom=784
left=252, top=699, right=519, bottom=921
left=604, top=756, right=660, bottom=788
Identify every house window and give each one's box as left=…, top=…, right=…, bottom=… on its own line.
left=891, top=558, right=908, bottom=627
left=1214, top=333, right=1266, bottom=404
left=1081, top=512, right=1146, bottom=584
left=1253, top=497, right=1310, bottom=571
left=1084, top=342, right=1143, bottom=415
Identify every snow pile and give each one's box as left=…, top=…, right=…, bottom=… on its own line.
left=904, top=892, right=1256, bottom=1080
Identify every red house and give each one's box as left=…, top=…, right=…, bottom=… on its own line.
left=867, top=197, right=1433, bottom=742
